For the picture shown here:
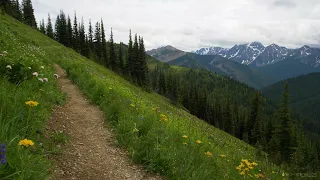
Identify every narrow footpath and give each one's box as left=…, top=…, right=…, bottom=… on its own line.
left=48, top=64, right=161, bottom=180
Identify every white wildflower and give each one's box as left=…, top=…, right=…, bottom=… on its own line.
left=2, top=51, right=8, bottom=55
left=40, top=66, right=44, bottom=69
left=6, top=65, right=12, bottom=70
left=38, top=78, right=44, bottom=82
left=43, top=78, right=48, bottom=82
left=53, top=74, right=60, bottom=78
left=27, top=67, right=31, bottom=70
left=32, top=72, right=38, bottom=77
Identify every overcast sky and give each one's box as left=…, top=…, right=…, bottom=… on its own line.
left=33, top=0, right=320, bottom=51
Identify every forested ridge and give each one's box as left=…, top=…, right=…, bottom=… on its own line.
left=1, top=0, right=320, bottom=174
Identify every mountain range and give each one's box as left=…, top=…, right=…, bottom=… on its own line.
left=194, top=42, right=320, bottom=67
left=147, top=42, right=320, bottom=88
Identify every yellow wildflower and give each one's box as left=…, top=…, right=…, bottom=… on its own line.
left=152, top=107, right=157, bottom=111
left=236, top=166, right=242, bottom=171
left=183, top=142, right=187, bottom=145
left=18, top=139, right=34, bottom=147
left=109, top=87, right=112, bottom=90
left=248, top=174, right=253, bottom=177
left=272, top=171, right=276, bottom=174
left=255, top=173, right=264, bottom=178
left=205, top=151, right=213, bottom=157
left=196, top=140, right=202, bottom=144
left=130, top=104, right=135, bottom=107
left=182, top=135, right=188, bottom=139
left=239, top=171, right=245, bottom=175
left=161, top=117, right=168, bottom=122
left=244, top=168, right=249, bottom=172
left=160, top=114, right=166, bottom=118
left=25, top=101, right=39, bottom=107
left=220, top=154, right=226, bottom=158
left=251, top=162, right=258, bottom=166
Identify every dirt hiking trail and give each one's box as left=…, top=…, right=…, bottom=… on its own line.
left=48, top=64, right=162, bottom=180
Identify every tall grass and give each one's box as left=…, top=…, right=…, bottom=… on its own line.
left=0, top=15, right=65, bottom=179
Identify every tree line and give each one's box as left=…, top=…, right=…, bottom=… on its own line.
left=1, top=0, right=149, bottom=89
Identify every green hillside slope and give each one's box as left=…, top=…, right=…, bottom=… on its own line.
left=0, top=14, right=283, bottom=179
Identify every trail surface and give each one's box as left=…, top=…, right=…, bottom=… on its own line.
left=48, top=64, right=161, bottom=180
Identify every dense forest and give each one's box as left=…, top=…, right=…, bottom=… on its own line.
left=1, top=0, right=319, bottom=173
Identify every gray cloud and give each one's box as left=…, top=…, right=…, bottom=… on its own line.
left=33, top=0, right=320, bottom=51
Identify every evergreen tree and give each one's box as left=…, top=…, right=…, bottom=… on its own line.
left=247, top=91, right=262, bottom=144
left=11, top=0, right=22, bottom=21
left=46, top=14, right=54, bottom=39
left=1, top=0, right=12, bottom=14
left=72, top=12, right=79, bottom=51
left=66, top=15, right=72, bottom=47
left=277, top=82, right=295, bottom=162
left=88, top=19, right=93, bottom=47
left=131, top=34, right=139, bottom=83
left=139, top=37, right=149, bottom=88
left=109, top=28, right=117, bottom=70
left=101, top=20, right=108, bottom=67
left=54, top=14, right=60, bottom=41
left=22, top=0, right=36, bottom=28
left=79, top=17, right=86, bottom=56
left=118, top=42, right=124, bottom=74
left=94, top=22, right=102, bottom=63
left=126, top=30, right=133, bottom=77
left=39, top=18, right=45, bottom=34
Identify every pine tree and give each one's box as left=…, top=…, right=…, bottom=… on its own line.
left=88, top=19, right=93, bottom=47
left=94, top=22, right=102, bottom=63
left=109, top=28, right=118, bottom=70
left=101, top=20, right=108, bottom=67
left=1, top=0, right=12, bottom=14
left=278, top=82, right=294, bottom=162
left=39, top=18, right=46, bottom=34
left=46, top=14, right=54, bottom=39
left=73, top=12, right=79, bottom=51
left=58, top=10, right=67, bottom=46
left=126, top=30, right=133, bottom=77
left=22, top=0, right=36, bottom=28
left=139, top=37, right=149, bottom=88
left=66, top=15, right=72, bottom=47
left=118, top=42, right=124, bottom=74
left=11, top=0, right=22, bottom=21
left=247, top=91, right=263, bottom=144
left=132, top=34, right=139, bottom=83
left=79, top=17, right=86, bottom=56
left=54, top=14, right=60, bottom=41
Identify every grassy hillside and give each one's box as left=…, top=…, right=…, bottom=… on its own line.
left=0, top=14, right=284, bottom=179
left=168, top=53, right=273, bottom=89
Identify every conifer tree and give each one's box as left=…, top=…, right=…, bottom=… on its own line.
left=66, top=15, right=72, bottom=47
left=46, top=14, right=54, bottom=39
left=94, top=22, right=102, bottom=63
left=118, top=42, right=124, bottom=74
left=88, top=19, right=93, bottom=47
left=10, top=0, right=22, bottom=21
left=73, top=12, right=79, bottom=51
left=277, top=82, right=295, bottom=162
left=139, top=37, right=149, bottom=88
left=54, top=14, right=60, bottom=41
left=22, top=0, right=36, bottom=28
left=39, top=18, right=45, bottom=34
left=132, top=34, right=139, bottom=83
left=109, top=28, right=117, bottom=70
left=79, top=18, right=86, bottom=56
left=126, top=30, right=133, bottom=76
left=101, top=20, right=108, bottom=67
left=247, top=91, right=263, bottom=144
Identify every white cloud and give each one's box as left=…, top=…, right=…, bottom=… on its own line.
left=33, top=0, right=320, bottom=51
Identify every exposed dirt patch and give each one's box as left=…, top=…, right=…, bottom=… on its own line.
left=47, top=64, right=162, bottom=180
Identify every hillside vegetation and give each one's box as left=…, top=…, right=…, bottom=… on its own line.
left=0, top=14, right=284, bottom=179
